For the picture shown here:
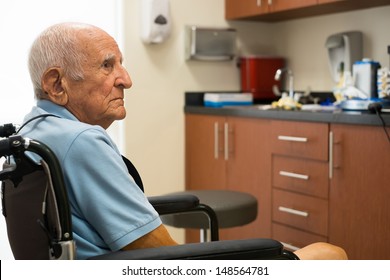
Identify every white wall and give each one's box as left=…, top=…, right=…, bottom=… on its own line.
left=121, top=1, right=390, bottom=243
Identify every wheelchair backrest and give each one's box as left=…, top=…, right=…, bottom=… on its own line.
left=2, top=167, right=54, bottom=259
left=1, top=133, right=75, bottom=260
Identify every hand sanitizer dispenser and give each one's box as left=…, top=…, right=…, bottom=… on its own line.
left=325, top=31, right=363, bottom=82
left=140, top=0, right=171, bottom=44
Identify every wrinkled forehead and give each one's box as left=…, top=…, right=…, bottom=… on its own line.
left=76, top=28, right=123, bottom=62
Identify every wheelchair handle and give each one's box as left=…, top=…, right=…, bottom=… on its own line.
left=0, top=123, right=17, bottom=138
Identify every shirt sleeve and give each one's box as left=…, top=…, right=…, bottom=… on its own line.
left=62, top=127, right=161, bottom=251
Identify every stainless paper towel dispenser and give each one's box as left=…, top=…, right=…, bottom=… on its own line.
left=185, top=26, right=236, bottom=61
left=325, top=31, right=363, bottom=82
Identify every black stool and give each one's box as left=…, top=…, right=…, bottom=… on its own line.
left=160, top=190, right=258, bottom=242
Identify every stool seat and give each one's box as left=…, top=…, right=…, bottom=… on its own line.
left=160, top=190, right=257, bottom=229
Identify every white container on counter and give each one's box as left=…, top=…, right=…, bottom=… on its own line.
left=353, top=59, right=381, bottom=98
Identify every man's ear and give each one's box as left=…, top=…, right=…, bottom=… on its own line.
left=41, top=68, right=68, bottom=105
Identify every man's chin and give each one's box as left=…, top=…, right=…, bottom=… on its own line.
left=115, top=108, right=126, bottom=120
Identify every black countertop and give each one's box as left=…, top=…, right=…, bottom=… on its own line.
left=184, top=92, right=390, bottom=127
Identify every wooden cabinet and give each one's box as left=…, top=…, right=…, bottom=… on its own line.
left=225, top=0, right=316, bottom=19
left=185, top=114, right=226, bottom=189
left=185, top=113, right=390, bottom=259
left=269, top=0, right=317, bottom=13
left=225, top=0, right=390, bottom=21
left=270, top=120, right=330, bottom=251
left=329, top=124, right=390, bottom=259
left=185, top=114, right=272, bottom=242
left=224, top=116, right=272, bottom=241
left=269, top=120, right=390, bottom=259
left=225, top=0, right=269, bottom=19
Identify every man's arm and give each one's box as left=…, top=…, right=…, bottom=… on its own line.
left=122, top=224, right=178, bottom=251
left=294, top=242, right=348, bottom=260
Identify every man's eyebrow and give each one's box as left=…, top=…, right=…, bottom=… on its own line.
left=103, top=53, right=115, bottom=62
left=103, top=53, right=124, bottom=63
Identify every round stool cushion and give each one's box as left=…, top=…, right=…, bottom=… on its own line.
left=160, top=190, right=258, bottom=229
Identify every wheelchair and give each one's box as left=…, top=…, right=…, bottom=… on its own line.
left=0, top=123, right=298, bottom=260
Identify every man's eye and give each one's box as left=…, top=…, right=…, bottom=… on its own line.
left=102, top=61, right=113, bottom=69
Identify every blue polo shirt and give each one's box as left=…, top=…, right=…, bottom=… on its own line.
left=20, top=100, right=162, bottom=259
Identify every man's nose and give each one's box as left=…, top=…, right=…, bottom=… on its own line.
left=116, top=66, right=132, bottom=89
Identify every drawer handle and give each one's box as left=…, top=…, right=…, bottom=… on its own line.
left=278, top=206, right=309, bottom=217
left=224, top=122, right=229, bottom=161
left=279, top=171, right=309, bottom=180
left=329, top=131, right=333, bottom=179
left=214, top=122, right=219, bottom=159
left=281, top=241, right=301, bottom=251
left=278, top=135, right=308, bottom=142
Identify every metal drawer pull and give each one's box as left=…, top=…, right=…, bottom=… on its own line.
left=277, top=135, right=308, bottom=142
left=214, top=122, right=219, bottom=159
left=281, top=242, right=301, bottom=251
left=224, top=122, right=229, bottom=161
left=278, top=206, right=309, bottom=217
left=329, top=131, right=333, bottom=179
left=279, top=171, right=309, bottom=180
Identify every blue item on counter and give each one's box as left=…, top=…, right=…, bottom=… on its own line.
left=204, top=93, right=253, bottom=108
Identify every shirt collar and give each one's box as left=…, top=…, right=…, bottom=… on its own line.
left=36, top=99, right=79, bottom=122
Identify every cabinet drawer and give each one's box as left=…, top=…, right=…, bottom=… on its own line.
left=272, top=189, right=328, bottom=236
left=272, top=223, right=327, bottom=251
left=270, top=120, right=329, bottom=161
left=272, top=155, right=329, bottom=199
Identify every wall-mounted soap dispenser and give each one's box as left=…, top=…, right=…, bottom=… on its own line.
left=325, top=31, right=363, bottom=82
left=140, top=0, right=171, bottom=44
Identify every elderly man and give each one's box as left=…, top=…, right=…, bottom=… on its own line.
left=21, top=22, right=346, bottom=260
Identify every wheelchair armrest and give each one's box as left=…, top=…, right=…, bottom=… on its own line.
left=148, top=194, right=219, bottom=241
left=89, top=238, right=299, bottom=260
left=148, top=194, right=200, bottom=215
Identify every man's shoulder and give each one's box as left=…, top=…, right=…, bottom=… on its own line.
left=45, top=118, right=111, bottom=149
left=23, top=116, right=112, bottom=159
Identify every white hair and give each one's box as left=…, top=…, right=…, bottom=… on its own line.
left=28, top=22, right=92, bottom=99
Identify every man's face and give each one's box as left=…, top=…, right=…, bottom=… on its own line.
left=63, top=29, right=132, bottom=129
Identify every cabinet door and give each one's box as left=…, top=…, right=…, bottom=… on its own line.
left=185, top=114, right=226, bottom=243
left=329, top=124, right=390, bottom=259
left=225, top=0, right=269, bottom=19
left=269, top=0, right=317, bottom=12
left=223, top=117, right=272, bottom=239
left=185, top=115, right=272, bottom=242
left=185, top=114, right=226, bottom=190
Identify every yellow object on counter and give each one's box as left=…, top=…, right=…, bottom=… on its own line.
left=271, top=96, right=302, bottom=110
